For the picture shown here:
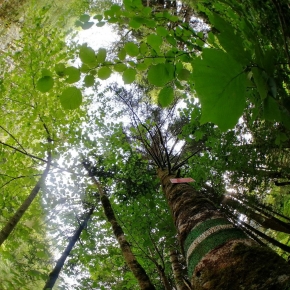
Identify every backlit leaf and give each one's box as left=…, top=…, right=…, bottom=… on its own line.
left=158, top=86, right=174, bottom=107
left=79, top=14, right=90, bottom=22
left=79, top=45, right=96, bottom=66
left=84, top=75, right=95, bottom=87
left=147, top=34, right=162, bottom=52
left=148, top=63, right=175, bottom=87
left=82, top=22, right=94, bottom=30
left=59, top=86, right=82, bottom=110
left=55, top=63, right=65, bottom=76
left=122, top=68, right=136, bottom=84
left=98, top=67, right=112, bottom=80
left=114, top=63, right=127, bottom=72
left=64, top=67, right=80, bottom=84
left=192, top=48, right=247, bottom=131
left=124, top=42, right=139, bottom=57
left=118, top=48, right=126, bottom=60
left=97, top=48, right=107, bottom=63
left=36, top=76, right=54, bottom=93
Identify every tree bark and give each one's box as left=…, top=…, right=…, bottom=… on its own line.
left=158, top=169, right=290, bottom=290
left=0, top=153, right=51, bottom=246
left=43, top=206, right=95, bottom=290
left=90, top=176, right=155, bottom=290
left=170, top=249, right=191, bottom=290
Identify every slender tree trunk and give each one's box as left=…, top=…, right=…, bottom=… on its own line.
left=90, top=176, right=155, bottom=290
left=0, top=153, right=51, bottom=246
left=158, top=169, right=290, bottom=290
left=156, top=265, right=171, bottom=290
left=43, top=206, right=95, bottom=290
left=239, top=219, right=290, bottom=253
left=223, top=196, right=290, bottom=234
left=170, top=249, right=191, bottom=290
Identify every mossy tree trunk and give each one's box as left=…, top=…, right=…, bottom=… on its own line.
left=90, top=176, right=156, bottom=290
left=170, top=249, right=190, bottom=290
left=158, top=169, right=290, bottom=290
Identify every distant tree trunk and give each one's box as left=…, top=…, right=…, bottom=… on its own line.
left=90, top=175, right=156, bottom=290
left=0, top=153, right=51, bottom=246
left=156, top=264, right=171, bottom=290
left=158, top=169, right=290, bottom=289
left=43, top=206, right=95, bottom=290
left=223, top=196, right=290, bottom=234
left=170, top=249, right=190, bottom=290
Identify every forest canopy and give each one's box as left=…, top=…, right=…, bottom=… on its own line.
left=1, top=0, right=290, bottom=289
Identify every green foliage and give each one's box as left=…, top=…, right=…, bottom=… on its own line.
left=36, top=76, right=54, bottom=93
left=64, top=66, right=81, bottom=84
left=79, top=45, right=97, bottom=66
left=124, top=42, right=139, bottom=57
left=148, top=63, right=175, bottom=87
left=158, top=86, right=174, bottom=107
left=98, top=67, right=112, bottom=80
left=59, top=86, right=83, bottom=110
left=122, top=68, right=136, bottom=84
left=192, top=49, right=247, bottom=131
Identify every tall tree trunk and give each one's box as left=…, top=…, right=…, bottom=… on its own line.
left=158, top=169, right=290, bottom=290
left=90, top=175, right=155, bottom=290
left=43, top=206, right=95, bottom=290
left=0, top=153, right=51, bottom=246
left=170, top=249, right=191, bottom=290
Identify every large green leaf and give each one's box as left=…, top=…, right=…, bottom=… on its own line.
left=209, top=14, right=251, bottom=65
left=59, top=87, right=82, bottom=110
left=97, top=48, right=107, bottom=63
left=263, top=96, right=281, bottom=121
left=147, top=34, right=162, bottom=53
left=79, top=14, right=90, bottom=22
left=158, top=86, right=174, bottom=107
left=84, top=75, right=95, bottom=87
left=114, top=63, right=127, bottom=72
left=79, top=45, right=96, bottom=66
left=252, top=67, right=268, bottom=100
left=124, top=42, right=139, bottom=57
left=148, top=63, right=175, bottom=87
left=192, top=48, right=247, bottom=131
left=122, top=68, right=136, bottom=84
left=36, top=76, right=54, bottom=93
left=55, top=63, right=65, bottom=76
left=98, top=67, right=112, bottom=80
left=64, top=67, right=81, bottom=84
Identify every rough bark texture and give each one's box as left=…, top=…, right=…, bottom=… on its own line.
left=91, top=176, right=155, bottom=290
left=0, top=154, right=51, bottom=246
left=170, top=249, right=191, bottom=290
left=43, top=207, right=95, bottom=290
left=158, top=169, right=290, bottom=290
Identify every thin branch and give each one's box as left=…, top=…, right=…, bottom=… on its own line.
left=0, top=140, right=47, bottom=163
left=172, top=148, right=202, bottom=171
left=0, top=125, right=28, bottom=153
left=0, top=174, right=42, bottom=189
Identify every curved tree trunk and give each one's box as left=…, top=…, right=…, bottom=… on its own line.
left=43, top=206, right=95, bottom=290
left=170, top=249, right=191, bottom=290
left=90, top=175, right=155, bottom=290
left=158, top=169, right=290, bottom=290
left=0, top=153, right=51, bottom=246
